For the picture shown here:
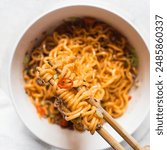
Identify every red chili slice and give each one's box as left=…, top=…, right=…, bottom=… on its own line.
left=36, top=105, right=45, bottom=116
left=83, top=17, right=96, bottom=26
left=128, top=96, right=132, bottom=101
left=57, top=78, right=73, bottom=89
left=60, top=119, right=69, bottom=127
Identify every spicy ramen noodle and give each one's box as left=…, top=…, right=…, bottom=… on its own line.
left=23, top=17, right=138, bottom=134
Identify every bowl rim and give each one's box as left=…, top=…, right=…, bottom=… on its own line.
left=8, top=2, right=150, bottom=150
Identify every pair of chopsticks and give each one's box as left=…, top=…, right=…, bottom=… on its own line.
left=88, top=98, right=148, bottom=150
left=37, top=68, right=149, bottom=150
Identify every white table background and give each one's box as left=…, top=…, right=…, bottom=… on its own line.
left=0, top=0, right=149, bottom=149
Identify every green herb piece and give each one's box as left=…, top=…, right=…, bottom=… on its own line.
left=77, top=87, right=81, bottom=91
left=126, top=48, right=139, bottom=68
left=23, top=54, right=30, bottom=66
left=69, top=17, right=79, bottom=22
left=74, top=117, right=81, bottom=123
left=50, top=114, right=56, bottom=118
left=53, top=74, right=58, bottom=80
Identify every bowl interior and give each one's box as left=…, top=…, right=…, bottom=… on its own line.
left=9, top=5, right=150, bottom=150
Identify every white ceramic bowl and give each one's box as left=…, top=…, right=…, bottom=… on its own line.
left=9, top=4, right=150, bottom=150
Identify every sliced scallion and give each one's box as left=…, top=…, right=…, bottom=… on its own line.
left=53, top=74, right=58, bottom=80
left=23, top=54, right=30, bottom=66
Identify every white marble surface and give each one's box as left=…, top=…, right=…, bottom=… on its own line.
left=0, top=0, right=149, bottom=149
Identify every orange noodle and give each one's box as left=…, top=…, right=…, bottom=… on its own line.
left=23, top=17, right=138, bottom=134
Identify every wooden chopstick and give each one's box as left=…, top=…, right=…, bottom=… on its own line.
left=97, top=127, right=125, bottom=150
left=88, top=98, right=143, bottom=150
left=36, top=67, right=147, bottom=150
